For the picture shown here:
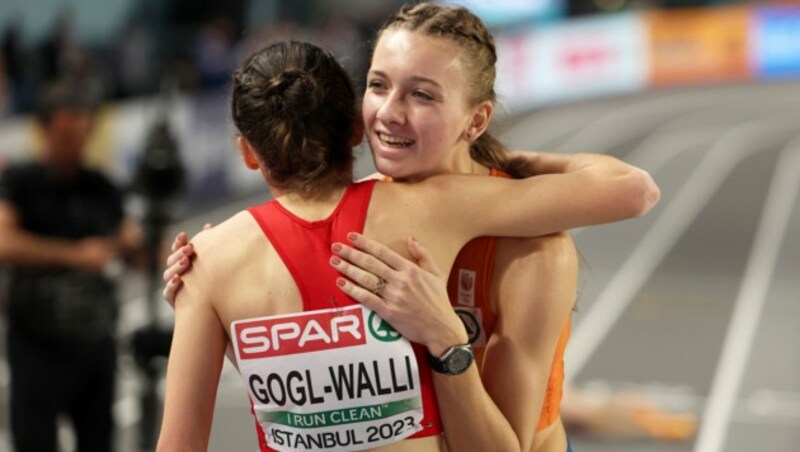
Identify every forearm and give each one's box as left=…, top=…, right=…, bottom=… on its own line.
left=434, top=367, right=523, bottom=452
left=511, top=150, right=634, bottom=176
left=496, top=155, right=659, bottom=235
left=0, top=228, right=78, bottom=268
left=118, top=219, right=145, bottom=257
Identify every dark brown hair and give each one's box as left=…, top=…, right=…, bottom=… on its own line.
left=231, top=41, right=357, bottom=194
left=377, top=3, right=518, bottom=176
left=35, top=79, right=96, bottom=124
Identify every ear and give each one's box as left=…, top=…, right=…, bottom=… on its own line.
left=236, top=136, right=260, bottom=170
left=467, top=100, right=493, bottom=141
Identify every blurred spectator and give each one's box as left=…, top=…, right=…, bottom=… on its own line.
left=191, top=18, right=236, bottom=89
left=0, top=80, right=144, bottom=452
left=317, top=14, right=370, bottom=84
left=38, top=11, right=77, bottom=85
left=0, top=57, right=8, bottom=116
left=117, top=19, right=157, bottom=98
left=2, top=24, right=35, bottom=114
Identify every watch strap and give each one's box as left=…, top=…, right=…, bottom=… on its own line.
left=427, top=343, right=473, bottom=375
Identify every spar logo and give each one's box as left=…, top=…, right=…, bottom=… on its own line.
left=367, top=311, right=401, bottom=342
left=234, top=306, right=367, bottom=360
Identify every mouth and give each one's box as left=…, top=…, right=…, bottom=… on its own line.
left=376, top=132, right=415, bottom=149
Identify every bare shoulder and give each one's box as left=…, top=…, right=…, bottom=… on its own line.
left=185, top=210, right=264, bottom=283
left=418, top=173, right=478, bottom=193
left=191, top=210, right=257, bottom=249
left=373, top=175, right=475, bottom=214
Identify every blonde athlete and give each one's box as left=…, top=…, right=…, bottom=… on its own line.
left=160, top=4, right=662, bottom=452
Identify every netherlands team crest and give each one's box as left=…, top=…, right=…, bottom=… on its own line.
left=457, top=269, right=476, bottom=306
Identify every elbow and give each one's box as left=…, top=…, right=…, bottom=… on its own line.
left=0, top=236, right=12, bottom=263
left=624, top=169, right=661, bottom=218
left=0, top=226, right=25, bottom=263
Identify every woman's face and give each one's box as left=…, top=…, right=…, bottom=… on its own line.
left=363, top=29, right=475, bottom=180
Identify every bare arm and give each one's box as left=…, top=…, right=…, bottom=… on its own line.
left=0, top=200, right=118, bottom=272
left=157, top=240, right=227, bottom=451
left=430, top=153, right=660, bottom=240
left=162, top=152, right=658, bottom=302
left=506, top=150, right=606, bottom=177
left=331, top=236, right=518, bottom=450
left=331, top=234, right=576, bottom=451
left=479, top=233, right=577, bottom=451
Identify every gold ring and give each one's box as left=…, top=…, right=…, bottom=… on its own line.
left=371, top=277, right=386, bottom=297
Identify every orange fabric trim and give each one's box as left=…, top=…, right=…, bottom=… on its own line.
left=447, top=168, right=569, bottom=432
left=537, top=318, right=570, bottom=431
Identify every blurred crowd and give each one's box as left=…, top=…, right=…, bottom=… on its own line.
left=0, top=0, right=763, bottom=118
left=0, top=0, right=408, bottom=118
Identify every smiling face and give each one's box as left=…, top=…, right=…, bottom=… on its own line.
left=363, top=29, right=479, bottom=180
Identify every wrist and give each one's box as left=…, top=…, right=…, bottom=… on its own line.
left=58, top=241, right=82, bottom=268
left=427, top=330, right=469, bottom=359
left=427, top=343, right=474, bottom=375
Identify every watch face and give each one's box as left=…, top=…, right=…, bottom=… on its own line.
left=446, top=347, right=474, bottom=374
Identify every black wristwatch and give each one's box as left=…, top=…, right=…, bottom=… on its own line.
left=427, top=344, right=474, bottom=375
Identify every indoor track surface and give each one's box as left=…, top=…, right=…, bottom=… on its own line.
left=1, top=80, right=797, bottom=452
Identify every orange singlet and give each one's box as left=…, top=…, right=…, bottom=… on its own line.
left=447, top=168, right=570, bottom=432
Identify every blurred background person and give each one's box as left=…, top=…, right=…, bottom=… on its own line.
left=0, top=79, right=143, bottom=452
left=1, top=24, right=33, bottom=115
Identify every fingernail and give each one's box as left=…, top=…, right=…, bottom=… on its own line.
left=332, top=243, right=342, bottom=252
left=336, top=278, right=346, bottom=287
left=347, top=232, right=359, bottom=242
left=330, top=256, right=341, bottom=265
left=180, top=257, right=188, bottom=265
left=183, top=247, right=192, bottom=255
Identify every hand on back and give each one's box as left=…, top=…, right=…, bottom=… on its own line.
left=162, top=224, right=211, bottom=306
left=330, top=233, right=468, bottom=357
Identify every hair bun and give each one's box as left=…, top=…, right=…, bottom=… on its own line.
left=266, top=68, right=323, bottom=119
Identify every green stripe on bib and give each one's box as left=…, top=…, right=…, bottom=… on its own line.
left=258, top=397, right=422, bottom=429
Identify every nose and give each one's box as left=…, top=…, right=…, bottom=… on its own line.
left=375, top=91, right=405, bottom=125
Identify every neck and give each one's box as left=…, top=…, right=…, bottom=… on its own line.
left=275, top=183, right=350, bottom=222
left=280, top=183, right=349, bottom=203
left=266, top=168, right=353, bottom=199
left=445, top=147, right=491, bottom=177
left=393, top=147, right=489, bottom=183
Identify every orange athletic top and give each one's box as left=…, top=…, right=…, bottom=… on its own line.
left=447, top=168, right=570, bottom=432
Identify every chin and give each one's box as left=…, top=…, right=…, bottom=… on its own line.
left=375, top=159, right=412, bottom=179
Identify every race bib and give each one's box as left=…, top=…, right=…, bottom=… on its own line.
left=232, top=305, right=424, bottom=451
